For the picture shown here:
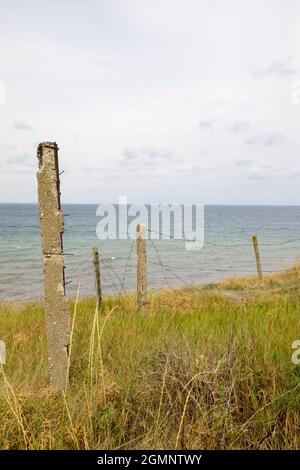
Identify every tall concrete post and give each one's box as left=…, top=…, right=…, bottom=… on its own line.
left=92, top=247, right=102, bottom=307
left=252, top=235, right=263, bottom=281
left=136, top=224, right=147, bottom=313
left=37, top=142, right=71, bottom=391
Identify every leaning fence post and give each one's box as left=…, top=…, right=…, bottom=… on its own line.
left=136, top=224, right=147, bottom=312
left=252, top=235, right=263, bottom=281
left=37, top=142, right=71, bottom=391
left=92, top=247, right=102, bottom=307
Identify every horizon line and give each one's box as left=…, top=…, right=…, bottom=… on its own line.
left=1, top=202, right=300, bottom=207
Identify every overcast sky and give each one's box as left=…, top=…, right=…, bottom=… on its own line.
left=0, top=0, right=299, bottom=204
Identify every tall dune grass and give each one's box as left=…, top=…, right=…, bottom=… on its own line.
left=0, top=266, right=300, bottom=449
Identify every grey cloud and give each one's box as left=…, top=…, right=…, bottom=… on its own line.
left=247, top=166, right=276, bottom=180
left=121, top=147, right=174, bottom=165
left=122, top=149, right=139, bottom=160
left=3, top=154, right=35, bottom=177
left=95, top=60, right=115, bottom=69
left=5, top=153, right=35, bottom=168
left=199, top=118, right=218, bottom=132
left=228, top=121, right=251, bottom=134
left=246, top=133, right=286, bottom=147
left=199, top=119, right=251, bottom=135
left=250, top=59, right=298, bottom=78
left=13, top=121, right=33, bottom=131
left=172, top=163, right=216, bottom=182
left=233, top=159, right=252, bottom=167
left=81, top=164, right=114, bottom=174
left=82, top=166, right=96, bottom=173
left=80, top=147, right=175, bottom=176
left=247, top=165, right=300, bottom=181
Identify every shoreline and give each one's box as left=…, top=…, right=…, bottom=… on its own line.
left=1, top=261, right=299, bottom=309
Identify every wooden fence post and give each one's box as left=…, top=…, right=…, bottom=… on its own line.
left=252, top=235, right=263, bottom=281
left=92, top=247, right=102, bottom=307
left=37, top=142, right=71, bottom=391
left=136, top=224, right=147, bottom=312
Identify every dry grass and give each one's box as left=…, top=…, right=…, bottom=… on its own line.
left=0, top=265, right=300, bottom=449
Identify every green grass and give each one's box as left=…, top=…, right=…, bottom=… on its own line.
left=0, top=266, right=300, bottom=450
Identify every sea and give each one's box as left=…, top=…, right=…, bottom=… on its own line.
left=0, top=204, right=300, bottom=300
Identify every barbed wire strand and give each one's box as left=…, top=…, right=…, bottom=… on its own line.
left=105, top=260, right=127, bottom=296
left=147, top=228, right=300, bottom=247
left=118, top=241, right=135, bottom=296
left=149, top=239, right=171, bottom=289
left=102, top=262, right=119, bottom=297
left=149, top=260, right=191, bottom=287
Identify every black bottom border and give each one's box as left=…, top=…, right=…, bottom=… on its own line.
left=0, top=450, right=299, bottom=466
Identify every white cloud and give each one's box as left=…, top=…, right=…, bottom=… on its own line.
left=246, top=133, right=286, bottom=147
left=0, top=0, right=299, bottom=204
left=248, top=165, right=300, bottom=180
left=249, top=58, right=298, bottom=78
left=0, top=80, right=6, bottom=105
left=13, top=121, right=33, bottom=131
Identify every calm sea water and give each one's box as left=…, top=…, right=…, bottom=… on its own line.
left=0, top=204, right=300, bottom=300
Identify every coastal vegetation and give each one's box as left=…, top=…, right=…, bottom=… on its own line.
left=0, top=265, right=300, bottom=449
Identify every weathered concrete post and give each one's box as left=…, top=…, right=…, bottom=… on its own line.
left=37, top=142, right=71, bottom=391
left=252, top=235, right=263, bottom=281
left=136, top=224, right=147, bottom=313
left=92, top=247, right=102, bottom=307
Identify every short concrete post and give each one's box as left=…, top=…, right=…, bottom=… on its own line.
left=37, top=142, right=71, bottom=391
left=136, top=224, right=147, bottom=313
left=92, top=247, right=102, bottom=307
left=252, top=235, right=263, bottom=281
